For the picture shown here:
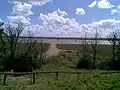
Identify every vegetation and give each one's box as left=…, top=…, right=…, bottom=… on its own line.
left=56, top=44, right=112, bottom=56
left=0, top=22, right=47, bottom=72
left=1, top=21, right=120, bottom=89
left=0, top=64, right=120, bottom=90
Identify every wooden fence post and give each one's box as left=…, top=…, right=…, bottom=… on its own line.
left=56, top=71, right=59, bottom=80
left=3, top=73, right=7, bottom=85
left=77, top=72, right=79, bottom=76
left=33, top=73, right=35, bottom=84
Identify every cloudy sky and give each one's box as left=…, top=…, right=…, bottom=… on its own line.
left=0, top=0, right=120, bottom=37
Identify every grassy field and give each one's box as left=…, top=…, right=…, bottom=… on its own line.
left=17, top=43, right=50, bottom=54
left=0, top=64, right=120, bottom=90
left=56, top=44, right=113, bottom=56
left=17, top=43, right=114, bottom=56
left=56, top=44, right=112, bottom=50
left=0, top=43, right=119, bottom=90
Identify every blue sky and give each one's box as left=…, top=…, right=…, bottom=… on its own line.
left=0, top=0, right=120, bottom=37
left=0, top=0, right=119, bottom=23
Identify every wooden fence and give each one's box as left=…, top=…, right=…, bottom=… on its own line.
left=1, top=71, right=120, bottom=85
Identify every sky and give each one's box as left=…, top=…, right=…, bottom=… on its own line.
left=0, top=0, right=120, bottom=37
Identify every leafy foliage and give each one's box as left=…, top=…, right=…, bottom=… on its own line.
left=0, top=22, right=45, bottom=72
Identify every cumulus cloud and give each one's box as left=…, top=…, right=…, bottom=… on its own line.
left=22, top=9, right=81, bottom=36
left=111, top=5, right=120, bottom=15
left=0, top=18, right=3, bottom=22
left=21, top=24, right=44, bottom=36
left=89, top=0, right=97, bottom=8
left=76, top=8, right=86, bottom=15
left=10, top=0, right=52, bottom=6
left=117, top=5, right=120, bottom=9
left=12, top=2, right=33, bottom=16
left=111, top=9, right=118, bottom=14
left=97, top=0, right=114, bottom=9
left=57, top=8, right=67, bottom=16
left=39, top=9, right=80, bottom=35
left=88, top=0, right=114, bottom=9
left=7, top=16, right=31, bottom=25
left=24, top=18, right=120, bottom=37
left=29, top=0, right=52, bottom=6
left=21, top=9, right=120, bottom=38
left=86, top=19, right=120, bottom=37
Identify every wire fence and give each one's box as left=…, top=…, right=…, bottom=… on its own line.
left=0, top=71, right=120, bottom=85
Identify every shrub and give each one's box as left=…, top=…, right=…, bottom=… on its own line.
left=2, top=54, right=40, bottom=72
left=107, top=46, right=120, bottom=70
left=76, top=55, right=92, bottom=69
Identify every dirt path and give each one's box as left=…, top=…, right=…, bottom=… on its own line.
left=45, top=43, right=61, bottom=57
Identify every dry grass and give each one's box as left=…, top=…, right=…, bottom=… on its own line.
left=56, top=44, right=113, bottom=56
left=16, top=43, right=113, bottom=56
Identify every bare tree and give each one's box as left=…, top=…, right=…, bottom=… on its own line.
left=0, top=22, right=6, bottom=71
left=107, top=30, right=119, bottom=61
left=18, top=32, right=46, bottom=69
left=80, top=29, right=89, bottom=57
left=0, top=21, right=45, bottom=72
left=77, top=29, right=91, bottom=69
left=4, top=22, right=24, bottom=60
left=0, top=22, right=25, bottom=71
left=90, top=30, right=100, bottom=69
left=0, top=23, right=5, bottom=57
left=39, top=39, right=45, bottom=67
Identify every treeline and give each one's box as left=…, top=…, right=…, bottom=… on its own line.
left=0, top=21, right=120, bottom=73
left=46, top=30, right=120, bottom=70
left=76, top=30, right=120, bottom=70
left=0, top=22, right=45, bottom=72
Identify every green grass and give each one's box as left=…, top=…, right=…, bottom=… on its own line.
left=0, top=64, right=120, bottom=90
left=0, top=43, right=119, bottom=90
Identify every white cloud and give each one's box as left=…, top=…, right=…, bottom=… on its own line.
left=10, top=0, right=51, bottom=6
left=21, top=9, right=120, bottom=38
left=111, top=9, right=118, bottom=14
left=117, top=5, right=120, bottom=9
left=86, top=19, right=120, bottom=37
left=29, top=0, right=52, bottom=6
left=0, top=18, right=3, bottom=22
left=88, top=0, right=114, bottom=9
left=111, top=5, right=120, bottom=15
left=21, top=24, right=44, bottom=36
left=22, top=9, right=81, bottom=36
left=97, top=0, right=114, bottom=9
left=24, top=18, right=120, bottom=37
left=7, top=16, right=31, bottom=25
left=76, top=8, right=86, bottom=15
left=12, top=2, right=33, bottom=16
left=39, top=9, right=80, bottom=35
left=57, top=8, right=67, bottom=16
left=89, top=0, right=97, bottom=8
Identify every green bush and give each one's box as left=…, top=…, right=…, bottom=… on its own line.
left=76, top=55, right=92, bottom=69
left=1, top=54, right=42, bottom=72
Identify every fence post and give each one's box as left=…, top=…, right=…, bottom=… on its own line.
left=56, top=71, right=59, bottom=80
left=77, top=72, right=79, bottom=76
left=3, top=73, right=7, bottom=85
left=33, top=73, right=35, bottom=84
